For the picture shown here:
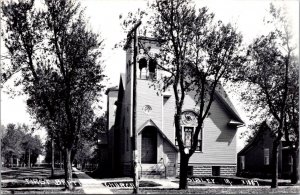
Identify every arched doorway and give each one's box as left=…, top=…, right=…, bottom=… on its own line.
left=141, top=126, right=157, bottom=163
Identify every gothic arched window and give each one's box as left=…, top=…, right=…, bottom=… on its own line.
left=148, top=58, right=157, bottom=73
left=138, top=58, right=147, bottom=70
left=175, top=111, right=202, bottom=152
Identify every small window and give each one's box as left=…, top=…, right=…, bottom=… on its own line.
left=175, top=126, right=202, bottom=152
left=288, top=155, right=293, bottom=165
left=183, top=127, right=202, bottom=152
left=240, top=156, right=245, bottom=170
left=212, top=166, right=220, bottom=176
left=187, top=166, right=193, bottom=176
left=184, top=127, right=193, bottom=148
left=264, top=148, right=270, bottom=165
left=196, top=129, right=202, bottom=151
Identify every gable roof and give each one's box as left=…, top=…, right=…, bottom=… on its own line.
left=105, top=73, right=126, bottom=95
left=138, top=119, right=179, bottom=152
left=238, top=121, right=271, bottom=155
left=105, top=86, right=118, bottom=95
left=120, top=73, right=126, bottom=90
left=214, top=84, right=244, bottom=125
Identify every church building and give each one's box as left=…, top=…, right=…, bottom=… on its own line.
left=104, top=36, right=244, bottom=178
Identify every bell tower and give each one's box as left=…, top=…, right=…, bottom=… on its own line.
left=124, top=36, right=162, bottom=85
left=136, top=37, right=162, bottom=80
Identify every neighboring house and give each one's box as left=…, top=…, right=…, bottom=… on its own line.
left=104, top=36, right=245, bottom=178
left=237, top=121, right=293, bottom=179
left=97, top=123, right=110, bottom=177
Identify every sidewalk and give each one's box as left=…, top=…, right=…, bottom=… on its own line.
left=72, top=167, right=113, bottom=194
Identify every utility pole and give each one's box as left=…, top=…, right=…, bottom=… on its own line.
left=51, top=135, right=55, bottom=177
left=28, top=149, right=31, bottom=168
left=0, top=54, right=2, bottom=195
left=0, top=1, right=3, bottom=191
left=127, top=20, right=141, bottom=194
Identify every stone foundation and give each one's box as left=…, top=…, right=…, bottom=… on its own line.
left=193, top=166, right=212, bottom=175
left=220, top=166, right=236, bottom=176
left=177, top=165, right=236, bottom=176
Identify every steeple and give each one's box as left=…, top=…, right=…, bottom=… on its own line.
left=124, top=36, right=163, bottom=82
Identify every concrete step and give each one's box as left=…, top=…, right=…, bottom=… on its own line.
left=140, top=171, right=165, bottom=179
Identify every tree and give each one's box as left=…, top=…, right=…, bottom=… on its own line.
left=235, top=4, right=298, bottom=188
left=283, top=60, right=299, bottom=184
left=121, top=0, right=244, bottom=189
left=79, top=113, right=108, bottom=172
left=22, top=134, right=43, bottom=167
left=2, top=124, right=24, bottom=166
left=44, top=138, right=62, bottom=166
left=2, top=0, right=105, bottom=190
left=1, top=124, right=42, bottom=167
left=73, top=138, right=96, bottom=170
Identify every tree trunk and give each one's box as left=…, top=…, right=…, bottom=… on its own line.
left=28, top=149, right=31, bottom=168
left=64, top=148, right=74, bottom=191
left=291, top=149, right=299, bottom=184
left=60, top=151, right=62, bottom=170
left=271, top=141, right=279, bottom=188
left=179, top=153, right=190, bottom=189
left=51, top=138, right=55, bottom=177
left=97, top=146, right=101, bottom=172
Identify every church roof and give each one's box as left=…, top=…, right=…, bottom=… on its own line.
left=112, top=73, right=244, bottom=126
left=214, top=84, right=244, bottom=124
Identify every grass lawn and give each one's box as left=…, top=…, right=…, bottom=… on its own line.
left=1, top=166, right=82, bottom=193
left=111, top=186, right=300, bottom=194
left=1, top=167, right=74, bottom=180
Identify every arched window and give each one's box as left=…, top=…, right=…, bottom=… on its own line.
left=138, top=57, right=148, bottom=79
left=148, top=58, right=157, bottom=73
left=138, top=58, right=147, bottom=70
left=148, top=58, right=157, bottom=79
left=175, top=111, right=202, bottom=152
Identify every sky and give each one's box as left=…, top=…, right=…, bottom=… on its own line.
left=1, top=0, right=299, bottom=149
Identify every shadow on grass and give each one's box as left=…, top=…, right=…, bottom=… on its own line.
left=172, top=176, right=299, bottom=187
left=84, top=169, right=114, bottom=179
left=1, top=166, right=81, bottom=189
left=112, top=187, right=300, bottom=194
left=2, top=167, right=77, bottom=180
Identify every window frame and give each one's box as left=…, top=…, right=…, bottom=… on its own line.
left=240, top=156, right=245, bottom=170
left=175, top=125, right=202, bottom=152
left=264, top=148, right=270, bottom=165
